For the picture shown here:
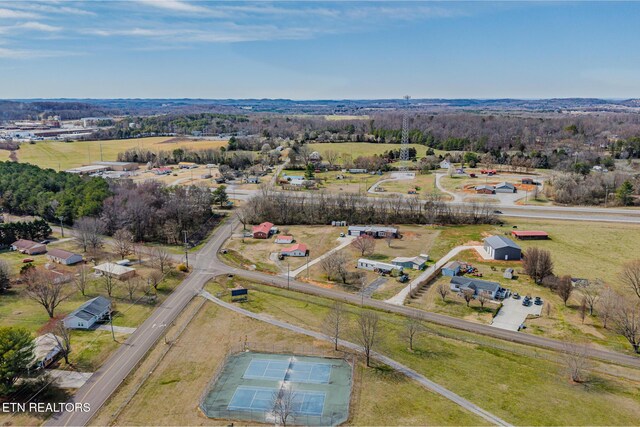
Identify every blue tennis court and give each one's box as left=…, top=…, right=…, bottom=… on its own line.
left=228, top=386, right=326, bottom=416
left=243, top=358, right=332, bottom=384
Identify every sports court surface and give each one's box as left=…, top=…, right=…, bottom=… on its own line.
left=201, top=352, right=352, bottom=425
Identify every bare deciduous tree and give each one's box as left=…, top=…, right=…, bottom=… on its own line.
left=112, top=229, right=134, bottom=260
left=580, top=279, right=602, bottom=316
left=53, top=321, right=72, bottom=365
left=598, top=287, right=618, bottom=329
left=323, top=302, right=346, bottom=351
left=73, top=265, right=89, bottom=296
left=123, top=276, right=141, bottom=302
left=24, top=269, right=71, bottom=318
left=555, top=275, right=573, bottom=306
left=523, top=247, right=554, bottom=284
left=354, top=311, right=380, bottom=367
left=75, top=217, right=105, bottom=254
left=235, top=207, right=249, bottom=231
left=477, top=293, right=489, bottom=308
left=612, top=300, right=640, bottom=354
left=462, top=289, right=475, bottom=307
left=320, top=251, right=349, bottom=284
left=384, top=233, right=394, bottom=248
left=150, top=247, right=172, bottom=273
left=148, top=270, right=164, bottom=290
left=402, top=317, right=424, bottom=351
left=270, top=386, right=297, bottom=427
left=351, top=235, right=376, bottom=257
left=562, top=343, right=591, bottom=383
left=324, top=150, right=339, bottom=167
left=436, top=283, right=449, bottom=302
left=620, top=259, right=640, bottom=301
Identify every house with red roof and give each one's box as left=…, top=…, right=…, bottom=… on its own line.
left=252, top=222, right=274, bottom=239
left=511, top=230, right=549, bottom=240
left=280, top=243, right=308, bottom=257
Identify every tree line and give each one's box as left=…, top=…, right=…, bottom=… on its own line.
left=0, top=219, right=51, bottom=247
left=0, top=162, right=110, bottom=224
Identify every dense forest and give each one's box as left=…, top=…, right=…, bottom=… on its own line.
left=0, top=220, right=51, bottom=246
left=0, top=162, right=111, bottom=223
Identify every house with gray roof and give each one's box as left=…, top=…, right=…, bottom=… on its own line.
left=63, top=296, right=112, bottom=330
left=450, top=276, right=501, bottom=299
left=483, top=235, right=522, bottom=260
left=495, top=182, right=517, bottom=193
left=348, top=225, right=399, bottom=238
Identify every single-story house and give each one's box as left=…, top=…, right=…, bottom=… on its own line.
left=357, top=259, right=403, bottom=274
left=31, top=333, right=62, bottom=369
left=439, top=160, right=451, bottom=169
left=47, top=248, right=83, bottom=265
left=483, top=235, right=522, bottom=260
left=521, top=178, right=535, bottom=185
left=511, top=230, right=549, bottom=240
left=450, top=276, right=501, bottom=299
left=178, top=162, right=198, bottom=169
left=252, top=222, right=275, bottom=239
left=503, top=268, right=515, bottom=280
left=475, top=185, right=495, bottom=194
left=392, top=255, right=429, bottom=270
left=63, top=296, right=112, bottom=330
left=347, top=225, right=399, bottom=239
left=152, top=167, right=172, bottom=175
left=93, top=262, right=136, bottom=280
left=281, top=243, right=308, bottom=257
left=283, top=174, right=304, bottom=181
left=11, top=239, right=47, bottom=255
left=246, top=176, right=260, bottom=184
left=495, top=182, right=517, bottom=193
left=442, top=261, right=462, bottom=276
left=348, top=168, right=367, bottom=174
left=275, top=235, right=294, bottom=244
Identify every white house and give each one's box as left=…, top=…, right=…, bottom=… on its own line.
left=357, top=259, right=403, bottom=274
left=392, top=255, right=429, bottom=270
left=31, top=333, right=62, bottom=369
left=275, top=235, right=294, bottom=244
left=93, top=262, right=136, bottom=280
left=63, top=296, right=112, bottom=330
left=280, top=243, right=307, bottom=257
left=439, top=159, right=451, bottom=169
left=47, top=248, right=83, bottom=265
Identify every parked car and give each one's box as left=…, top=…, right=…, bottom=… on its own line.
left=339, top=232, right=345, bottom=237
left=534, top=296, right=543, bottom=305
left=512, top=292, right=520, bottom=299
left=398, top=274, right=409, bottom=283
left=40, top=240, right=50, bottom=244
left=22, top=258, right=34, bottom=263
left=522, top=298, right=532, bottom=307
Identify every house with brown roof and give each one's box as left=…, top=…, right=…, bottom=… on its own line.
left=47, top=248, right=83, bottom=265
left=11, top=239, right=47, bottom=255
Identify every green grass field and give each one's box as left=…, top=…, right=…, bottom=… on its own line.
left=207, top=279, right=640, bottom=426
left=1, top=137, right=228, bottom=170
left=307, top=142, right=440, bottom=163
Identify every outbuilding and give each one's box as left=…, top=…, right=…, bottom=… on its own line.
left=63, top=296, right=112, bottom=330
left=280, top=243, right=308, bottom=257
left=47, top=248, right=83, bottom=265
left=93, top=262, right=136, bottom=280
left=483, top=235, right=522, bottom=260
left=511, top=230, right=549, bottom=240
left=442, top=261, right=462, bottom=276
left=11, top=239, right=47, bottom=255
left=275, top=235, right=294, bottom=244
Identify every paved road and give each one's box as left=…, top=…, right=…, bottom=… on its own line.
left=46, top=219, right=233, bottom=426
left=286, top=235, right=355, bottom=278
left=201, top=291, right=512, bottom=427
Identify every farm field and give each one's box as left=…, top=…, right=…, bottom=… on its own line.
left=203, top=280, right=640, bottom=426
left=307, top=142, right=437, bottom=163
left=1, top=137, right=228, bottom=170
left=90, top=285, right=483, bottom=427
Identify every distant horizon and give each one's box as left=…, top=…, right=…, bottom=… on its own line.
left=3, top=97, right=637, bottom=102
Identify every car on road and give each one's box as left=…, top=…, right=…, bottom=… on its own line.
left=512, top=292, right=520, bottom=299
left=227, top=273, right=234, bottom=278
left=493, top=210, right=503, bottom=214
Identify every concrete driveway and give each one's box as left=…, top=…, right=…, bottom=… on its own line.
left=491, top=297, right=543, bottom=331
left=48, top=370, right=93, bottom=389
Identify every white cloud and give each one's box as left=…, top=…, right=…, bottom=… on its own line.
left=14, top=3, right=96, bottom=17
left=0, top=7, right=40, bottom=19
left=136, top=0, right=212, bottom=14
left=0, top=46, right=77, bottom=59
left=18, top=21, right=62, bottom=32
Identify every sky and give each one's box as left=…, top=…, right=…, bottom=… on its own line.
left=0, top=1, right=639, bottom=99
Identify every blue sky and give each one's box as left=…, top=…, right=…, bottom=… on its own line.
left=0, top=1, right=639, bottom=99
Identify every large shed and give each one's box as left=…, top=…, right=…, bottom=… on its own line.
left=511, top=230, right=549, bottom=240
left=483, top=236, right=522, bottom=260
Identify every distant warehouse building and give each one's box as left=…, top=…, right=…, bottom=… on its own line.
left=66, top=165, right=110, bottom=175
left=92, top=161, right=139, bottom=171
left=483, top=236, right=522, bottom=261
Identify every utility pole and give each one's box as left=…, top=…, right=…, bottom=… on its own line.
left=287, top=260, right=290, bottom=290
left=58, top=216, right=64, bottom=237
left=183, top=230, right=189, bottom=268
left=109, top=311, right=115, bottom=341
left=306, top=251, right=310, bottom=278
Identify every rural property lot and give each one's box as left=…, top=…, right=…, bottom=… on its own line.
left=307, top=142, right=435, bottom=162
left=1, top=137, right=228, bottom=170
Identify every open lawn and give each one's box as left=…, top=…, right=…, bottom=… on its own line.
left=91, top=284, right=483, bottom=427
left=2, top=137, right=228, bottom=170
left=375, top=173, right=438, bottom=195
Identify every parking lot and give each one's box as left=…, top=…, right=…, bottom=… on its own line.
left=491, top=296, right=543, bottom=331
